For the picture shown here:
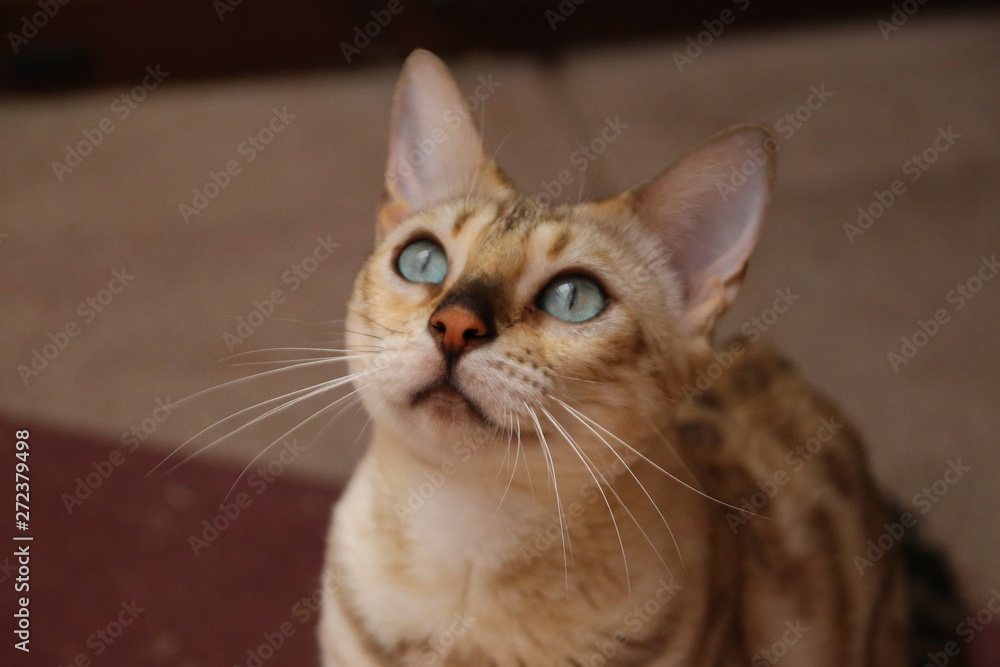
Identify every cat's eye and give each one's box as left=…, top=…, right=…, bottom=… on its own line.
left=397, top=239, right=448, bottom=284
left=537, top=275, right=606, bottom=323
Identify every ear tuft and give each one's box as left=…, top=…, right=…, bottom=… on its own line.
left=379, top=49, right=510, bottom=239
left=633, top=125, right=776, bottom=337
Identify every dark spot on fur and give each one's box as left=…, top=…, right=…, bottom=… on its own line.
left=677, top=420, right=724, bottom=450
left=693, top=391, right=723, bottom=411
left=771, top=352, right=794, bottom=371
left=547, top=228, right=572, bottom=260
left=822, top=455, right=856, bottom=499
left=731, top=359, right=772, bottom=394
left=452, top=209, right=473, bottom=234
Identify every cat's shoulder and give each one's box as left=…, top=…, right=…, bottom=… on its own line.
left=675, top=339, right=875, bottom=506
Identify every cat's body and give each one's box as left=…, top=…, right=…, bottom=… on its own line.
left=321, top=342, right=908, bottom=666
left=317, top=50, right=953, bottom=665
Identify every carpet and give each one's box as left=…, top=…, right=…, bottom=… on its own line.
left=1, top=415, right=339, bottom=666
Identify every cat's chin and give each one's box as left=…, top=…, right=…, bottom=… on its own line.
left=410, top=379, right=496, bottom=429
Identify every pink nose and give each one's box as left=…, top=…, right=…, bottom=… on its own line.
left=429, top=306, right=489, bottom=356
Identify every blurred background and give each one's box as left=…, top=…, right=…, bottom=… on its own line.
left=1, top=1, right=999, bottom=665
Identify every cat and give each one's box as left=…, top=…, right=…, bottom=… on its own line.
left=317, top=49, right=964, bottom=666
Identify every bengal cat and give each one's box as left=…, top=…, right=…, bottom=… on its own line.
left=317, top=49, right=964, bottom=666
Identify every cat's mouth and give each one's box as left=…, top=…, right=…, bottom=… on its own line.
left=410, top=379, right=495, bottom=427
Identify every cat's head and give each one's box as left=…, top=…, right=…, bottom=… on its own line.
left=346, top=50, right=774, bottom=471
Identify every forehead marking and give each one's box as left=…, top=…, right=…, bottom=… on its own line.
left=547, top=227, right=573, bottom=261
left=452, top=208, right=473, bottom=234
left=497, top=198, right=541, bottom=232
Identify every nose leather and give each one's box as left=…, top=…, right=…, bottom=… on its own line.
left=429, top=306, right=489, bottom=357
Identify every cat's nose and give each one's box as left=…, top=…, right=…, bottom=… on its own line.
left=429, top=306, right=491, bottom=357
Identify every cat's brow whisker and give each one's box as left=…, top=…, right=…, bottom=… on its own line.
left=540, top=406, right=632, bottom=597
left=551, top=397, right=680, bottom=572
left=151, top=370, right=374, bottom=476
left=524, top=402, right=571, bottom=592
left=221, top=384, right=369, bottom=503
left=554, top=397, right=763, bottom=518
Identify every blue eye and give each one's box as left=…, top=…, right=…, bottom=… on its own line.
left=397, top=239, right=448, bottom=284
left=538, top=275, right=606, bottom=323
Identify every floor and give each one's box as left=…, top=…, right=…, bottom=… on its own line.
left=1, top=7, right=998, bottom=644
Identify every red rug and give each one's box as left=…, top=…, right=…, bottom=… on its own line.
left=1, top=415, right=340, bottom=666
left=2, top=414, right=997, bottom=666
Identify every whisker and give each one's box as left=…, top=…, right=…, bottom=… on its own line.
left=494, top=408, right=512, bottom=483
left=553, top=398, right=760, bottom=518
left=346, top=307, right=402, bottom=335
left=228, top=354, right=381, bottom=368
left=540, top=406, right=631, bottom=596
left=222, top=347, right=364, bottom=361
left=517, top=413, right=533, bottom=499
left=344, top=328, right=385, bottom=341
left=495, top=411, right=521, bottom=516
left=161, top=353, right=376, bottom=416
left=525, top=402, right=571, bottom=592
left=551, top=372, right=602, bottom=385
left=151, top=370, right=373, bottom=475
left=221, top=384, right=369, bottom=502
left=551, top=398, right=680, bottom=572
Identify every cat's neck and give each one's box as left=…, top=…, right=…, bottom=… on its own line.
left=358, top=421, right=706, bottom=577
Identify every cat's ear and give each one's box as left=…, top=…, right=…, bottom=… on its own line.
left=378, top=49, right=511, bottom=238
left=633, top=125, right=775, bottom=337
